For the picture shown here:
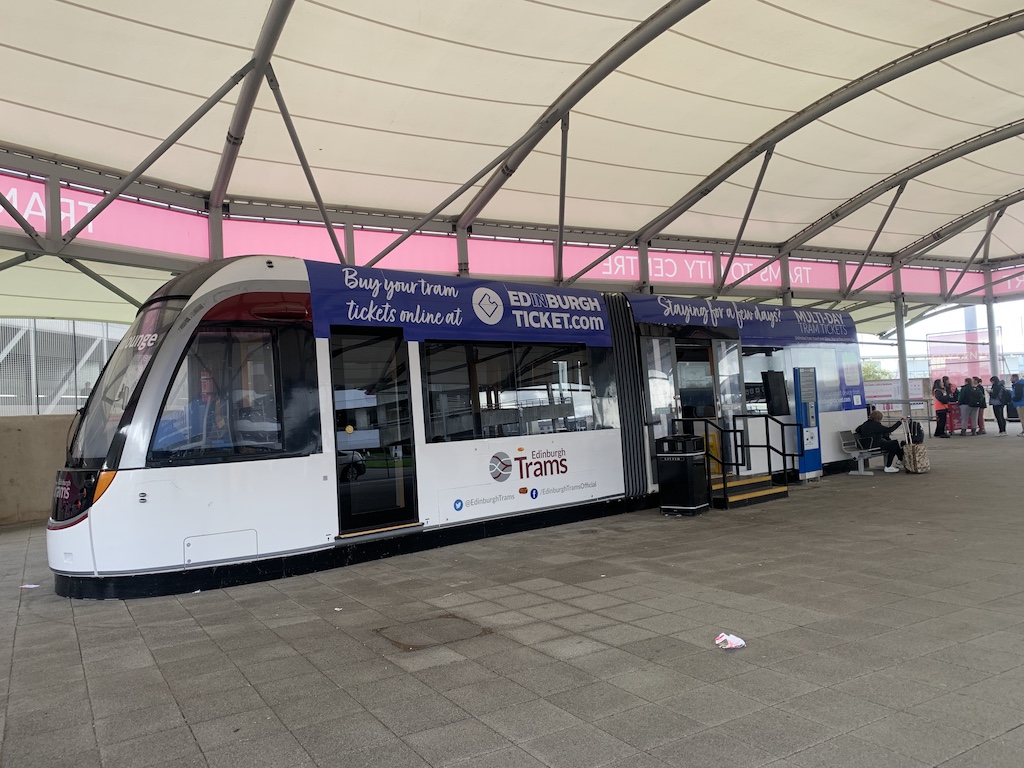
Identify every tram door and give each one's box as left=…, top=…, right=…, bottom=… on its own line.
left=644, top=338, right=740, bottom=477
left=329, top=327, right=417, bottom=534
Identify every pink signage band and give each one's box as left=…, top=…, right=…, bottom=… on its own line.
left=3, top=172, right=1024, bottom=300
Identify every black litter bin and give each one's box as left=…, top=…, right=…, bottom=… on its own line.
left=655, top=435, right=709, bottom=516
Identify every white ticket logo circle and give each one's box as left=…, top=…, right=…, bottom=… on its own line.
left=472, top=287, right=504, bottom=325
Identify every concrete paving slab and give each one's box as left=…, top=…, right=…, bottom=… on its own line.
left=5, top=433, right=1024, bottom=766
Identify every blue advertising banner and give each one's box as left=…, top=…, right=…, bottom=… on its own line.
left=628, top=295, right=857, bottom=346
left=306, top=262, right=612, bottom=345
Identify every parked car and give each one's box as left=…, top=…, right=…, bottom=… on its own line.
left=338, top=450, right=367, bottom=481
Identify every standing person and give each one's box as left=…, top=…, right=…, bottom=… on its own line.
left=856, top=411, right=906, bottom=473
left=990, top=375, right=1008, bottom=436
left=972, top=376, right=987, bottom=434
left=932, top=378, right=951, bottom=438
left=957, top=378, right=978, bottom=436
left=943, top=376, right=960, bottom=434
left=1012, top=373, right=1024, bottom=437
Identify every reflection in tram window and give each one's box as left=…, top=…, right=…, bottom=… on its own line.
left=150, top=329, right=283, bottom=461
left=421, top=341, right=618, bottom=442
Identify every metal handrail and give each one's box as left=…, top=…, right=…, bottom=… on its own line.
left=676, top=417, right=744, bottom=503
left=732, top=413, right=804, bottom=481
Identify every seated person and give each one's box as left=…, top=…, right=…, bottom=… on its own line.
left=856, top=411, right=906, bottom=473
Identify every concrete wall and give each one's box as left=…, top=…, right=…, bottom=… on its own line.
left=0, top=415, right=74, bottom=526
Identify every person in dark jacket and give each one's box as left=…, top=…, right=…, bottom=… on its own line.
left=856, top=411, right=906, bottom=473
left=1012, top=373, right=1024, bottom=437
left=957, top=378, right=978, bottom=436
left=972, top=377, right=987, bottom=434
left=990, top=375, right=1008, bottom=436
left=932, top=378, right=951, bottom=438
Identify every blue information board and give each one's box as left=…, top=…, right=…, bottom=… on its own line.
left=794, top=367, right=823, bottom=479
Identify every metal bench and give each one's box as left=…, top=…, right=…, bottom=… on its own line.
left=839, top=429, right=885, bottom=476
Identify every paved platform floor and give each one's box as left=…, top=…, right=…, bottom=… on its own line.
left=3, top=430, right=1024, bottom=768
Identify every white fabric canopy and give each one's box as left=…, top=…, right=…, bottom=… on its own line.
left=3, top=0, right=1024, bottom=334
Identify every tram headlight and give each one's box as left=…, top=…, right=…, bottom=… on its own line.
left=93, top=471, right=117, bottom=503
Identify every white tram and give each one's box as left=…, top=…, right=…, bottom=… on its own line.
left=49, top=256, right=867, bottom=597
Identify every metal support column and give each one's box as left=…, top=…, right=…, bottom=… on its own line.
left=555, top=113, right=569, bottom=284
left=30, top=320, right=38, bottom=416
left=344, top=221, right=356, bottom=266
left=208, top=204, right=224, bottom=260
left=985, top=266, right=999, bottom=376
left=45, top=173, right=62, bottom=243
left=780, top=253, right=792, bottom=306
left=456, top=227, right=469, bottom=276
left=892, top=266, right=911, bottom=421
left=637, top=241, right=650, bottom=293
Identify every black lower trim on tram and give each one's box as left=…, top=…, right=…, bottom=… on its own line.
left=54, top=498, right=634, bottom=599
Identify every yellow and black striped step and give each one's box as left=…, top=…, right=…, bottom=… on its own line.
left=710, top=473, right=788, bottom=509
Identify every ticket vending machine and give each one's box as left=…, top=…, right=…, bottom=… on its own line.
left=793, top=367, right=822, bottom=480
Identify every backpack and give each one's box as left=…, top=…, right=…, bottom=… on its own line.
left=909, top=420, right=924, bottom=444
left=1001, top=386, right=1013, bottom=406
left=970, top=387, right=986, bottom=408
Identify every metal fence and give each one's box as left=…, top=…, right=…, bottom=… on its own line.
left=0, top=319, right=127, bottom=417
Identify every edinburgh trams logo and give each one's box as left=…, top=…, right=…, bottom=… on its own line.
left=489, top=448, right=568, bottom=482
left=489, top=452, right=513, bottom=482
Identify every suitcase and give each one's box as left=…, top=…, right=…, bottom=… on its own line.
left=903, top=421, right=930, bottom=474
left=903, top=443, right=930, bottom=473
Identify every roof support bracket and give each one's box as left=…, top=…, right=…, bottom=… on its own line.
left=456, top=0, right=712, bottom=231
left=265, top=63, right=346, bottom=265
left=57, top=59, right=257, bottom=252
left=62, top=258, right=142, bottom=308
left=0, top=252, right=36, bottom=274
left=953, top=265, right=1024, bottom=301
left=630, top=8, right=1024, bottom=246
left=945, top=210, right=1003, bottom=300
left=851, top=187, right=1024, bottom=296
left=718, top=146, right=774, bottom=293
left=844, top=181, right=907, bottom=298
left=0, top=191, right=45, bottom=250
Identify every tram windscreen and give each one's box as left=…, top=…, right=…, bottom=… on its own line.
left=68, top=299, right=185, bottom=469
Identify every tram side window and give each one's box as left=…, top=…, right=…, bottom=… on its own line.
left=421, top=341, right=617, bottom=442
left=150, top=328, right=284, bottom=462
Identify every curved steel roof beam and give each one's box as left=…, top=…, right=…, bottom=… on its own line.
left=565, top=9, right=1024, bottom=287
left=455, top=0, right=711, bottom=232
left=849, top=188, right=1024, bottom=296
left=782, top=118, right=1024, bottom=257
left=209, top=0, right=295, bottom=209
left=637, top=9, right=1024, bottom=243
